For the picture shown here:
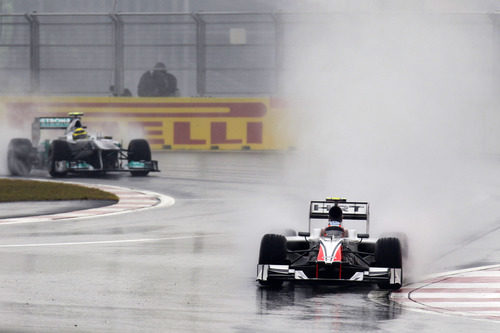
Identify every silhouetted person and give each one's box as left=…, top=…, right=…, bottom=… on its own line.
left=137, top=62, right=178, bottom=97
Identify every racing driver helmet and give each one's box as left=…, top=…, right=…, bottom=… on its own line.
left=325, top=205, right=345, bottom=237
left=72, top=127, right=88, bottom=140
left=328, top=205, right=343, bottom=227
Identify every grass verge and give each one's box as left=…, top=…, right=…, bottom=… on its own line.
left=0, top=179, right=119, bottom=202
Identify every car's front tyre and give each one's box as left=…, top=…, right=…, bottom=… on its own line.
left=48, top=140, right=71, bottom=177
left=128, top=139, right=152, bottom=177
left=258, top=234, right=287, bottom=287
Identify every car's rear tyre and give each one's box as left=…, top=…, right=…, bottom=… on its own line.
left=358, top=242, right=376, bottom=254
left=375, top=237, right=403, bottom=290
left=258, top=234, right=287, bottom=288
left=128, top=139, right=151, bottom=176
left=48, top=140, right=71, bottom=177
left=380, top=232, right=409, bottom=259
left=7, top=138, right=33, bottom=176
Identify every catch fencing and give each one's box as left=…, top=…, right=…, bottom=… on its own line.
left=0, top=12, right=287, bottom=97
left=0, top=11, right=498, bottom=97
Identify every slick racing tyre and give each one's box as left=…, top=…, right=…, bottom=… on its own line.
left=258, top=234, right=287, bottom=288
left=380, top=232, right=409, bottom=259
left=48, top=140, right=71, bottom=177
left=7, top=138, right=33, bottom=176
left=128, top=139, right=152, bottom=177
left=375, top=237, right=403, bottom=290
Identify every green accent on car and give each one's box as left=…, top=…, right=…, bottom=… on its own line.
left=128, top=161, right=145, bottom=169
left=75, top=162, right=91, bottom=169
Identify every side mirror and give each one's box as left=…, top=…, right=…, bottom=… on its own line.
left=298, top=231, right=310, bottom=237
left=358, top=233, right=369, bottom=239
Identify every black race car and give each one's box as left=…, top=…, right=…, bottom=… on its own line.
left=7, top=112, right=159, bottom=177
left=257, top=198, right=404, bottom=289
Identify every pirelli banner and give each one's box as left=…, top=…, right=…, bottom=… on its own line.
left=0, top=97, right=290, bottom=151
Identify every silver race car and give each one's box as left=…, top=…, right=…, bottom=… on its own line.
left=257, top=198, right=404, bottom=289
left=7, top=112, right=159, bottom=177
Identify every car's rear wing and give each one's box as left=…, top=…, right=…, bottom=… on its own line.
left=37, top=117, right=73, bottom=129
left=309, top=199, right=370, bottom=233
left=32, top=117, right=73, bottom=144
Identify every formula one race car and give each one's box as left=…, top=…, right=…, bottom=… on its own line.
left=257, top=198, right=404, bottom=289
left=7, top=112, right=159, bottom=177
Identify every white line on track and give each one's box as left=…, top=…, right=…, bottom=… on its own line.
left=415, top=283, right=500, bottom=288
left=407, top=293, right=500, bottom=298
left=0, top=234, right=219, bottom=248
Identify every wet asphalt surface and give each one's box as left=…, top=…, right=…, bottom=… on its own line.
left=0, top=151, right=499, bottom=332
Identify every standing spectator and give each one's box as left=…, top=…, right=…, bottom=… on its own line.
left=137, top=62, right=178, bottom=97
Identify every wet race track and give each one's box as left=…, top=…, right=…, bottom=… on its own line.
left=0, top=152, right=500, bottom=332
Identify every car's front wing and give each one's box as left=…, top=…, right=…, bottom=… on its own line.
left=64, top=160, right=160, bottom=173
left=257, top=264, right=402, bottom=285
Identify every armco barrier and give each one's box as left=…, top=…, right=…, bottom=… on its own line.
left=0, top=97, right=291, bottom=151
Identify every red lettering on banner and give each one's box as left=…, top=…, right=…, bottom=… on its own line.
left=247, top=122, right=263, bottom=144
left=5, top=101, right=268, bottom=147
left=148, top=138, right=165, bottom=145
left=174, top=122, right=206, bottom=144
left=210, top=122, right=243, bottom=144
